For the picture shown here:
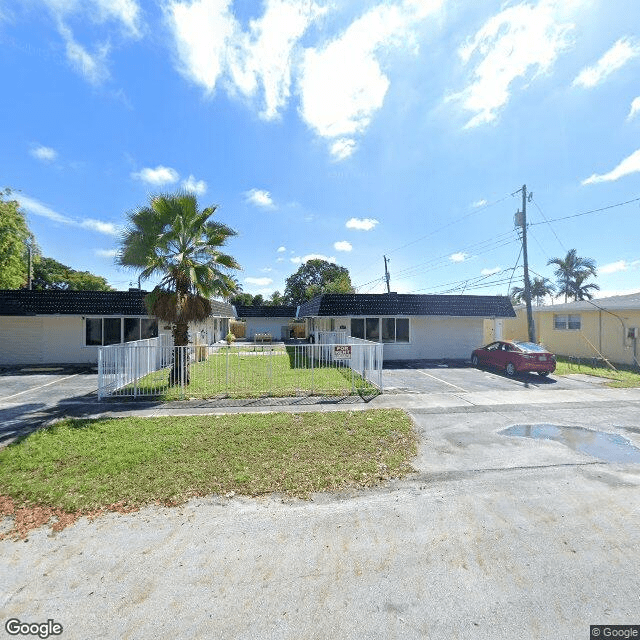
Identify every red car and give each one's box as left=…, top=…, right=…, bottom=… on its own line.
left=471, top=340, right=556, bottom=377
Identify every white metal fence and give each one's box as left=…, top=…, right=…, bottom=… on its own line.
left=98, top=338, right=383, bottom=400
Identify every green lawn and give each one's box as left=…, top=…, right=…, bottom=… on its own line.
left=121, top=346, right=379, bottom=399
left=555, top=356, right=640, bottom=387
left=0, top=409, right=417, bottom=538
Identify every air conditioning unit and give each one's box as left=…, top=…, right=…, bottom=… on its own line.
left=628, top=327, right=639, bottom=339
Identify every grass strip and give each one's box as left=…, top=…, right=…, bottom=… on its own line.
left=0, top=409, right=417, bottom=537
left=555, top=357, right=640, bottom=388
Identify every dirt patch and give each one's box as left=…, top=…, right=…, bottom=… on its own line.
left=0, top=495, right=141, bottom=541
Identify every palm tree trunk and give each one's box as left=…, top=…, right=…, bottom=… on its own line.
left=170, top=319, right=191, bottom=386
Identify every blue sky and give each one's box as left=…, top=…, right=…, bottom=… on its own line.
left=2, top=0, right=639, bottom=300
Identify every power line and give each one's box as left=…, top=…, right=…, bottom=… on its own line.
left=531, top=199, right=566, bottom=251
left=528, top=195, right=640, bottom=227
left=386, top=193, right=513, bottom=256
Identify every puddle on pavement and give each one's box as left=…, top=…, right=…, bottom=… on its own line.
left=500, top=424, right=640, bottom=463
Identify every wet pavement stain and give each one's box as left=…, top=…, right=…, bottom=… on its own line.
left=500, top=424, right=640, bottom=463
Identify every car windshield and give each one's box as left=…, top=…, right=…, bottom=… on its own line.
left=514, top=341, right=547, bottom=352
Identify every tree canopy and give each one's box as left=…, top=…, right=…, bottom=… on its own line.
left=510, top=276, right=555, bottom=306
left=284, top=259, right=354, bottom=305
left=32, top=256, right=113, bottom=291
left=547, top=249, right=598, bottom=302
left=0, top=189, right=31, bottom=289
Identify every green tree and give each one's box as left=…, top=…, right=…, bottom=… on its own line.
left=0, top=189, right=31, bottom=289
left=268, top=290, right=285, bottom=306
left=117, top=192, right=241, bottom=385
left=284, top=259, right=354, bottom=305
left=571, top=272, right=600, bottom=301
left=229, top=293, right=254, bottom=307
left=31, top=256, right=113, bottom=291
left=510, top=276, right=555, bottom=306
left=251, top=294, right=264, bottom=306
left=547, top=249, right=597, bottom=302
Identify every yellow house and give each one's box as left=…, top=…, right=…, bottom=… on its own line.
left=497, top=293, right=640, bottom=367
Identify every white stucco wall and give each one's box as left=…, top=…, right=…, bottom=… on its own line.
left=0, top=316, right=99, bottom=365
left=338, top=315, right=485, bottom=360
left=244, top=317, right=293, bottom=339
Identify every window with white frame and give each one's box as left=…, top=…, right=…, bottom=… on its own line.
left=350, top=317, right=410, bottom=343
left=553, top=314, right=581, bottom=330
left=85, top=317, right=158, bottom=346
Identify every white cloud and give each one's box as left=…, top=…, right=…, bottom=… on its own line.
left=245, top=276, right=273, bottom=286
left=598, top=260, right=633, bottom=275
left=95, top=248, right=118, bottom=258
left=58, top=23, right=111, bottom=85
left=30, top=145, right=58, bottom=162
left=573, top=37, right=640, bottom=89
left=627, top=96, right=640, bottom=121
left=166, top=0, right=324, bottom=119
left=582, top=148, right=640, bottom=185
left=81, top=219, right=120, bottom=235
left=131, top=165, right=180, bottom=186
left=291, top=253, right=336, bottom=264
left=329, top=138, right=357, bottom=161
left=481, top=266, right=501, bottom=276
left=334, top=240, right=352, bottom=252
left=181, top=174, right=207, bottom=195
left=450, top=252, right=468, bottom=262
left=245, top=188, right=275, bottom=208
left=471, top=199, right=487, bottom=208
left=345, top=217, right=379, bottom=231
left=16, top=194, right=121, bottom=236
left=299, top=1, right=442, bottom=158
left=277, top=246, right=286, bottom=252
left=451, top=1, right=574, bottom=128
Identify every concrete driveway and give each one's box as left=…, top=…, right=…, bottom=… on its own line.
left=2, top=395, right=640, bottom=639
left=382, top=360, right=604, bottom=394
left=0, top=366, right=98, bottom=446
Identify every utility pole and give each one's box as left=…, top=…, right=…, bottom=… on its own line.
left=515, top=184, right=535, bottom=342
left=383, top=255, right=391, bottom=293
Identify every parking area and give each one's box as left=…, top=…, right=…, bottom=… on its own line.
left=0, top=366, right=98, bottom=446
left=382, top=360, right=604, bottom=394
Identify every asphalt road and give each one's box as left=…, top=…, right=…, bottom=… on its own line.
left=2, top=398, right=640, bottom=640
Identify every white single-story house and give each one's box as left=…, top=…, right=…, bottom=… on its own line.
left=235, top=305, right=298, bottom=340
left=298, top=293, right=515, bottom=360
left=0, top=289, right=235, bottom=366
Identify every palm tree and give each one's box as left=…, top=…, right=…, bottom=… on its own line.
left=510, top=277, right=555, bottom=306
left=547, top=249, right=597, bottom=302
left=571, top=272, right=600, bottom=301
left=117, top=192, right=241, bottom=385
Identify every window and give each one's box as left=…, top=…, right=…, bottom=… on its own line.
left=366, top=317, right=379, bottom=341
left=382, top=318, right=410, bottom=343
left=85, top=317, right=158, bottom=345
left=141, top=319, right=158, bottom=339
left=104, top=318, right=122, bottom=345
left=554, top=314, right=581, bottom=330
left=351, top=317, right=409, bottom=343
left=124, top=318, right=141, bottom=342
left=351, top=318, right=364, bottom=339
left=85, top=318, right=102, bottom=346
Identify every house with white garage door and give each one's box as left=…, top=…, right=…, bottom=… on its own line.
left=0, top=289, right=235, bottom=366
left=297, top=293, right=516, bottom=360
left=235, top=305, right=297, bottom=341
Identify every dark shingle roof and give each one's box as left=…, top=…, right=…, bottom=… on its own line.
left=235, top=305, right=297, bottom=318
left=0, top=290, right=235, bottom=317
left=297, top=293, right=515, bottom=318
left=209, top=299, right=236, bottom=317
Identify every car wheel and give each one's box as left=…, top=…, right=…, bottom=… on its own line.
left=505, top=362, right=516, bottom=376
left=471, top=355, right=479, bottom=367
left=538, top=371, right=550, bottom=377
